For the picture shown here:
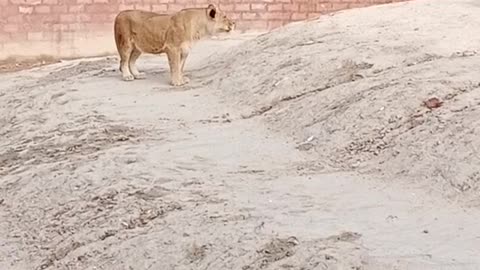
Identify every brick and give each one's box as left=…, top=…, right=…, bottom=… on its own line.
left=10, top=0, right=40, bottom=4
left=191, top=3, right=205, bottom=8
left=0, top=34, right=10, bottom=43
left=27, top=32, right=43, bottom=41
left=194, top=0, right=208, bottom=4
left=242, top=12, right=259, bottom=20
left=316, top=3, right=333, bottom=11
left=77, top=13, right=91, bottom=22
left=220, top=4, right=234, bottom=11
left=18, top=6, right=33, bottom=15
left=3, top=24, right=19, bottom=33
left=151, top=4, right=167, bottom=12
left=89, top=23, right=110, bottom=31
left=52, top=5, right=67, bottom=13
left=242, top=20, right=267, bottom=29
left=89, top=14, right=109, bottom=23
left=251, top=3, right=266, bottom=11
left=119, top=4, right=135, bottom=10
left=307, top=12, right=321, bottom=19
left=261, top=12, right=290, bottom=20
left=7, top=15, right=23, bottom=23
left=143, top=0, right=158, bottom=3
left=175, top=0, right=192, bottom=4
left=42, top=31, right=59, bottom=41
left=42, top=0, right=57, bottom=4
left=60, top=14, right=76, bottom=22
left=52, top=23, right=69, bottom=31
left=68, top=23, right=86, bottom=30
left=134, top=4, right=151, bottom=11
left=275, top=0, right=290, bottom=3
left=299, top=4, right=315, bottom=12
left=291, top=12, right=307, bottom=20
left=283, top=3, right=299, bottom=11
left=9, top=32, right=28, bottom=41
left=267, top=20, right=285, bottom=29
left=77, top=0, right=92, bottom=4
left=0, top=0, right=7, bottom=6
left=85, top=4, right=118, bottom=13
left=234, top=4, right=250, bottom=11
left=349, top=3, right=368, bottom=9
left=267, top=4, right=282, bottom=11
left=330, top=3, right=349, bottom=11
left=34, top=5, right=50, bottom=14
left=25, top=14, right=58, bottom=25
left=1, top=5, right=19, bottom=16
left=229, top=13, right=241, bottom=20
left=69, top=5, right=84, bottom=12
left=93, top=0, right=108, bottom=3
left=167, top=4, right=183, bottom=11
left=125, top=0, right=141, bottom=4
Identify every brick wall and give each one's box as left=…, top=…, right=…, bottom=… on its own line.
left=0, top=0, right=405, bottom=60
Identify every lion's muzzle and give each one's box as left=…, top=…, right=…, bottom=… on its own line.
left=226, top=21, right=235, bottom=32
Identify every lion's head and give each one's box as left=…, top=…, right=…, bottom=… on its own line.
left=206, top=4, right=235, bottom=33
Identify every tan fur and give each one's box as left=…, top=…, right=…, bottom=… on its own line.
left=113, top=4, right=235, bottom=86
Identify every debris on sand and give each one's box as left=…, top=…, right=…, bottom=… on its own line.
left=243, top=232, right=365, bottom=269
left=324, top=231, right=362, bottom=242
left=296, top=136, right=317, bottom=151
left=257, top=236, right=299, bottom=265
left=423, top=97, right=443, bottom=109
left=186, top=242, right=210, bottom=263
left=243, top=236, right=299, bottom=269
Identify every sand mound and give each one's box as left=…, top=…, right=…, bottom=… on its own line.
left=203, top=0, right=480, bottom=202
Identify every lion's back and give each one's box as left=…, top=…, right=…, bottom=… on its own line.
left=116, top=10, right=159, bottom=22
left=114, top=10, right=159, bottom=33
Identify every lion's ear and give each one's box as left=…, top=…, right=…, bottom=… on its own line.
left=207, top=4, right=216, bottom=19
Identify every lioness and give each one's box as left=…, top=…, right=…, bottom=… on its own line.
left=113, top=4, right=235, bottom=86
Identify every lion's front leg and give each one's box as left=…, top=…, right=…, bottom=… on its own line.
left=180, top=46, right=189, bottom=70
left=167, top=49, right=187, bottom=86
left=180, top=44, right=191, bottom=84
left=179, top=52, right=190, bottom=85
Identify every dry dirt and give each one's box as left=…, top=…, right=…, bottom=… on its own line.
left=0, top=56, right=60, bottom=74
left=1, top=0, right=480, bottom=269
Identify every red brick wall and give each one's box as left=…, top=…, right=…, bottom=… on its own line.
left=0, top=0, right=405, bottom=60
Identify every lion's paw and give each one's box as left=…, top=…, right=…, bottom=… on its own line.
left=133, top=73, right=146, bottom=79
left=171, top=77, right=189, bottom=86
left=122, top=74, right=135, bottom=81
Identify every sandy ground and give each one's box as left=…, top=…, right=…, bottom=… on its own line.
left=1, top=0, right=480, bottom=269
left=204, top=0, right=480, bottom=205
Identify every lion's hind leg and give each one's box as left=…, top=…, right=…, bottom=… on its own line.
left=129, top=48, right=146, bottom=79
left=119, top=41, right=135, bottom=81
